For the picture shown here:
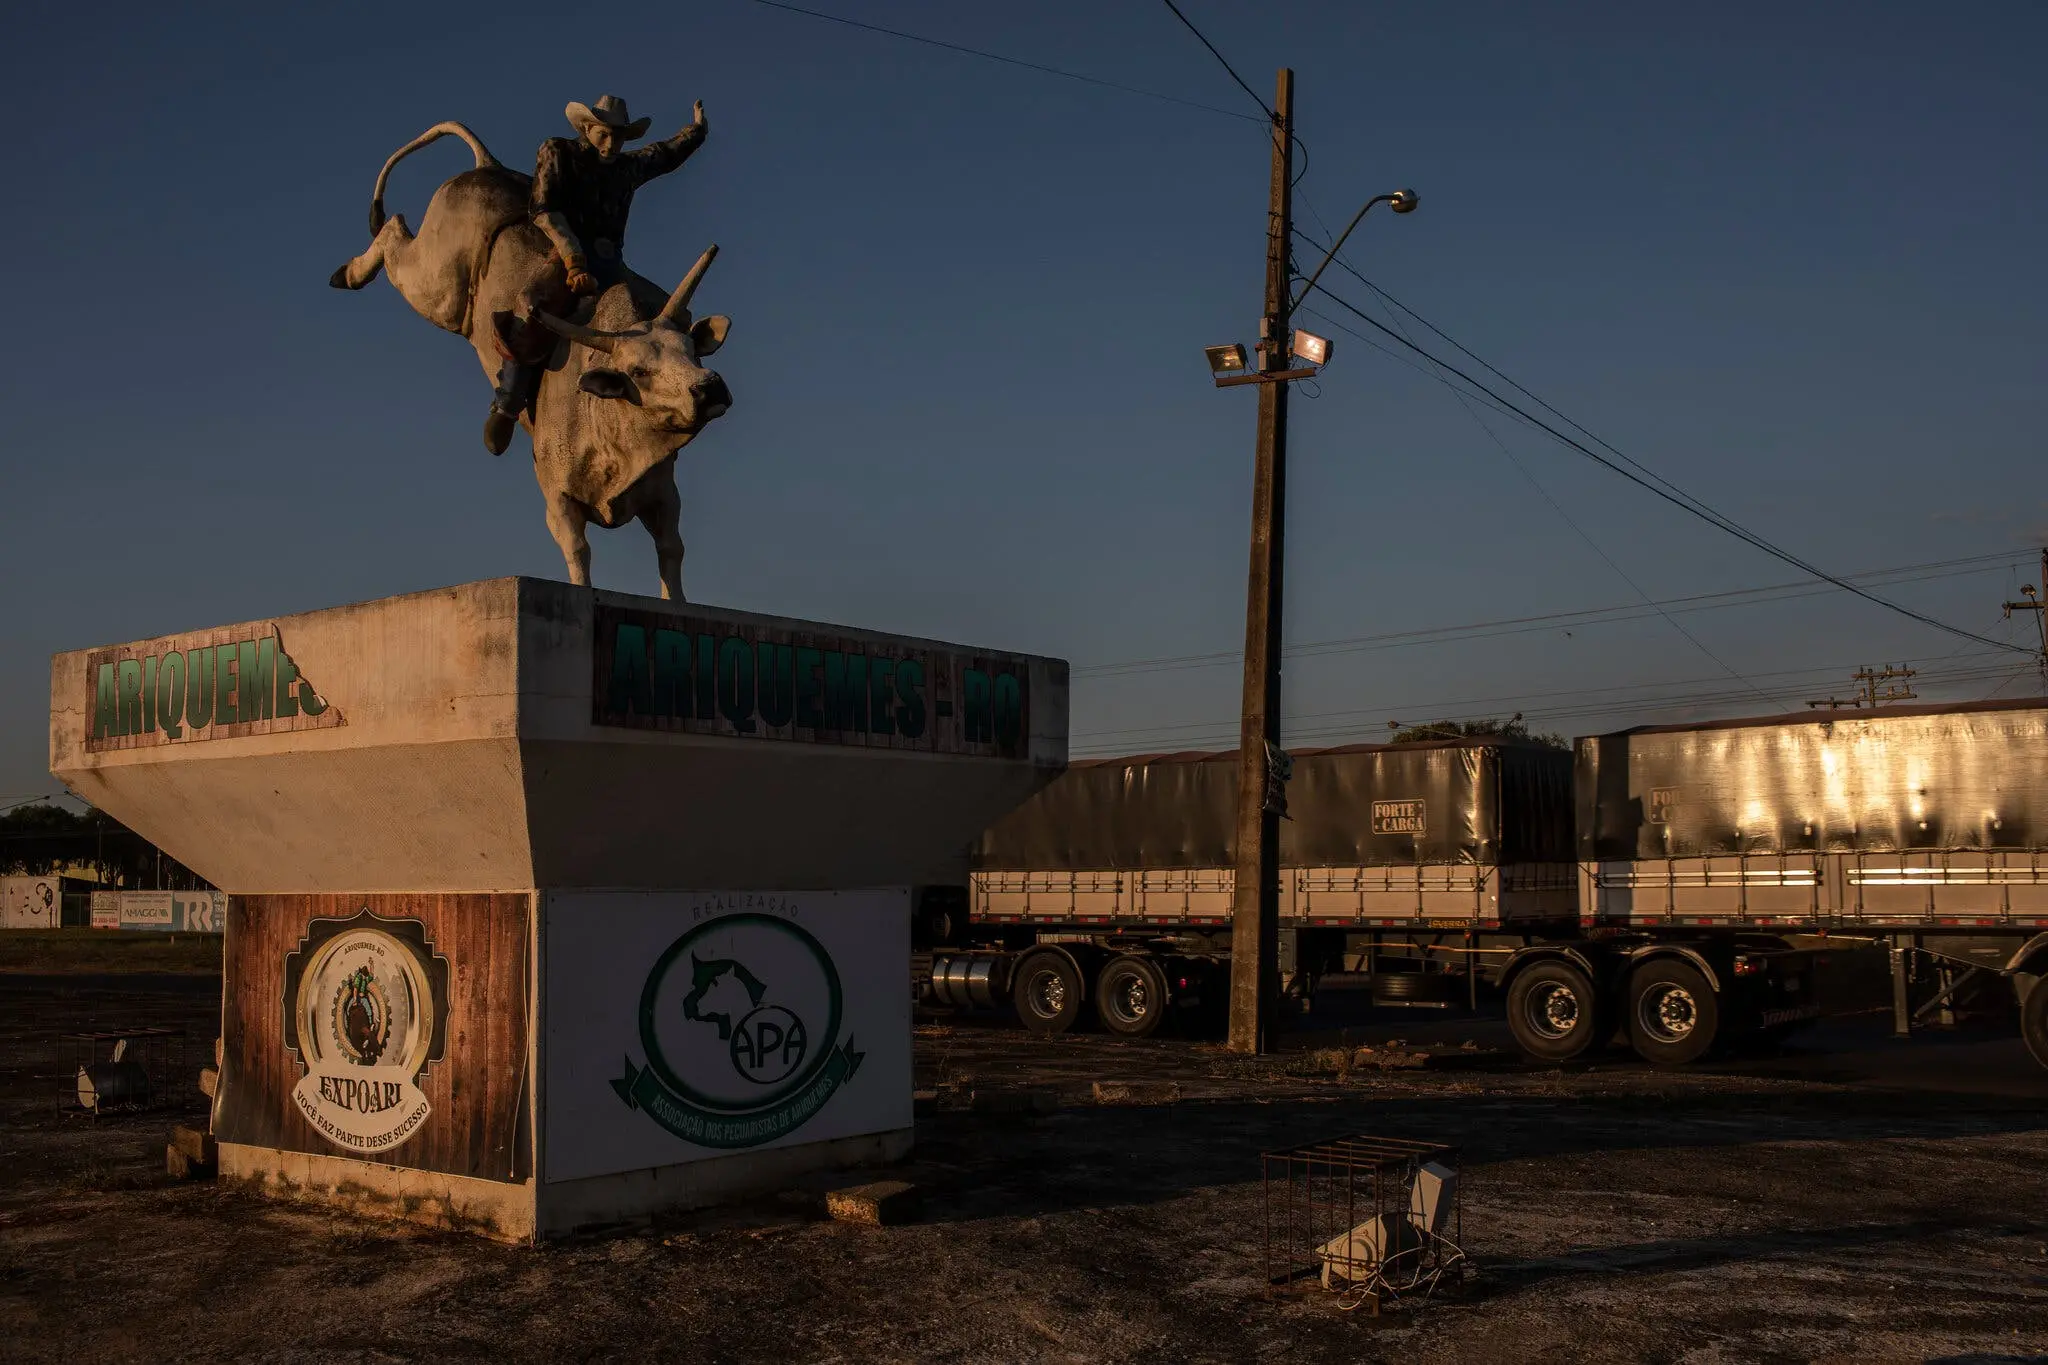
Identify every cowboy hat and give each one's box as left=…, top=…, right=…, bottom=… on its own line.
left=565, top=94, right=651, bottom=141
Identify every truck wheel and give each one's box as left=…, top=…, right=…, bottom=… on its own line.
left=1627, top=960, right=1719, bottom=1066
left=1095, top=956, right=1169, bottom=1037
left=1506, top=961, right=1603, bottom=1062
left=2022, top=980, right=2048, bottom=1072
left=1013, top=952, right=1084, bottom=1035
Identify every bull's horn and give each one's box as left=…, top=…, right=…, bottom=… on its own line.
left=657, top=245, right=719, bottom=324
left=534, top=311, right=627, bottom=353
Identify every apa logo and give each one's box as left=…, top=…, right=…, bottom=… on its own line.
left=613, top=914, right=863, bottom=1150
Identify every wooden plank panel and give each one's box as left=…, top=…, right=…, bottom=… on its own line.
left=217, top=892, right=531, bottom=1183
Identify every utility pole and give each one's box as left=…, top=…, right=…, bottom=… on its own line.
left=1853, top=664, right=1918, bottom=708
left=2002, top=547, right=2048, bottom=679
left=1227, top=68, right=1294, bottom=1055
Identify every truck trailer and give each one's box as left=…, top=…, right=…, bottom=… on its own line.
left=914, top=700, right=2048, bottom=1070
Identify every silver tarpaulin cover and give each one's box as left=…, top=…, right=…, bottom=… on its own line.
left=972, top=742, right=1574, bottom=870
left=1577, top=700, right=2048, bottom=858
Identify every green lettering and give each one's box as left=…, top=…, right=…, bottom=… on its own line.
left=245, top=637, right=275, bottom=722
left=92, top=663, right=118, bottom=740
left=868, top=658, right=896, bottom=737
left=274, top=645, right=301, bottom=719
left=794, top=647, right=824, bottom=730
left=653, top=629, right=692, bottom=718
left=716, top=636, right=755, bottom=733
left=297, top=674, right=327, bottom=716
left=142, top=654, right=157, bottom=734
left=695, top=634, right=716, bottom=720
left=964, top=668, right=993, bottom=744
left=215, top=645, right=238, bottom=726
left=186, top=649, right=214, bottom=729
left=823, top=652, right=869, bottom=732
left=116, top=659, right=144, bottom=736
left=756, top=642, right=793, bottom=729
left=995, top=671, right=1024, bottom=749
left=894, top=658, right=926, bottom=739
left=237, top=640, right=262, bottom=723
left=608, top=624, right=654, bottom=717
left=158, top=651, right=184, bottom=739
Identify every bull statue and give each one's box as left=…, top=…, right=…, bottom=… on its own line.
left=329, top=118, right=732, bottom=600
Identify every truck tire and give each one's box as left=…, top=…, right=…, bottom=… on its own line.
left=1506, top=961, right=1603, bottom=1062
left=1012, top=951, right=1084, bottom=1035
left=1095, top=956, right=1169, bottom=1037
left=1627, top=959, right=1719, bottom=1066
left=2022, top=979, right=2048, bottom=1072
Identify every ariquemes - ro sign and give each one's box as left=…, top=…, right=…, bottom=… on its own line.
left=593, top=606, right=1029, bottom=758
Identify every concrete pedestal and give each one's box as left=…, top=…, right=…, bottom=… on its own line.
left=51, top=577, right=1065, bottom=1241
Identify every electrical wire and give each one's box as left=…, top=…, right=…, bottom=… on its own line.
left=1069, top=652, right=2034, bottom=754
left=1294, top=276, right=2031, bottom=657
left=1072, top=551, right=2028, bottom=679
left=740, top=0, right=1264, bottom=122
left=1156, top=0, right=1273, bottom=119
left=1302, top=235, right=1777, bottom=708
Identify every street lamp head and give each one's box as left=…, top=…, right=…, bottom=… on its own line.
left=1291, top=328, right=1331, bottom=367
left=1389, top=188, right=1419, bottom=214
left=1204, top=343, right=1250, bottom=376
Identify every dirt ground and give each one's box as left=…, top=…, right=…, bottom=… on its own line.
left=3, top=971, right=2047, bottom=1364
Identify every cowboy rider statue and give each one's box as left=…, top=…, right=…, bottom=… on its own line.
left=484, top=94, right=708, bottom=455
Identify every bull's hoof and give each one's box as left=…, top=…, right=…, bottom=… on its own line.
left=328, top=262, right=357, bottom=290
left=483, top=409, right=516, bottom=455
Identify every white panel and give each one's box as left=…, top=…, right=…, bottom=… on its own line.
left=542, top=888, right=912, bottom=1184
left=0, top=877, right=59, bottom=928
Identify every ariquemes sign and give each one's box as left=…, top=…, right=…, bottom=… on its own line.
left=85, top=625, right=341, bottom=752
left=592, top=606, right=1029, bottom=759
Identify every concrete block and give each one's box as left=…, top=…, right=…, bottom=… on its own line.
left=166, top=1141, right=215, bottom=1181
left=825, top=1180, right=919, bottom=1226
left=198, top=1066, right=218, bottom=1099
left=1091, top=1080, right=1183, bottom=1106
left=172, top=1124, right=217, bottom=1165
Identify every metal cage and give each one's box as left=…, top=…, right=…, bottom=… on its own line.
left=1262, top=1134, right=1466, bottom=1311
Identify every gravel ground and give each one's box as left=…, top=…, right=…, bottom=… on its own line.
left=3, top=973, right=2046, bottom=1364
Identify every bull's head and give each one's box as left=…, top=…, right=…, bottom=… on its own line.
left=534, top=245, right=733, bottom=440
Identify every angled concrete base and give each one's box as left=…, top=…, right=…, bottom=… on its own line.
left=53, top=578, right=1066, bottom=1242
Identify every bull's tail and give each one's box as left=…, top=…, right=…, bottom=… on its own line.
left=366, top=121, right=500, bottom=236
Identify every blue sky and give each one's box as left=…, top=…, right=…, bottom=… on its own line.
left=3, top=1, right=2045, bottom=800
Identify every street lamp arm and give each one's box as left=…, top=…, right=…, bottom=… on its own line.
left=1289, top=188, right=1417, bottom=311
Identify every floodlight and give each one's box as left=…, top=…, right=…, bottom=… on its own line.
left=1205, top=344, right=1249, bottom=376
left=1408, top=1161, right=1458, bottom=1235
left=1291, top=329, right=1331, bottom=367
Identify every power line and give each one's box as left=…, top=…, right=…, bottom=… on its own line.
left=1156, top=0, right=1272, bottom=119
left=1071, top=653, right=2036, bottom=755
left=1298, top=226, right=1776, bottom=707
left=1072, top=551, right=2029, bottom=679
left=741, top=0, right=1264, bottom=122
left=1296, top=276, right=2033, bottom=657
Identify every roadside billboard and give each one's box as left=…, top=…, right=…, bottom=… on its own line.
left=90, top=891, right=120, bottom=928
left=113, top=889, right=228, bottom=932
left=1, top=876, right=61, bottom=928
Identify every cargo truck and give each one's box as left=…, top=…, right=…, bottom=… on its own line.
left=913, top=700, right=2048, bottom=1070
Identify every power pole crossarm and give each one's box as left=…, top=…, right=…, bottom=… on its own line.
left=1228, top=69, right=1294, bottom=1056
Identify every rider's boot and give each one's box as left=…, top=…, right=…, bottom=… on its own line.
left=483, top=362, right=536, bottom=455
